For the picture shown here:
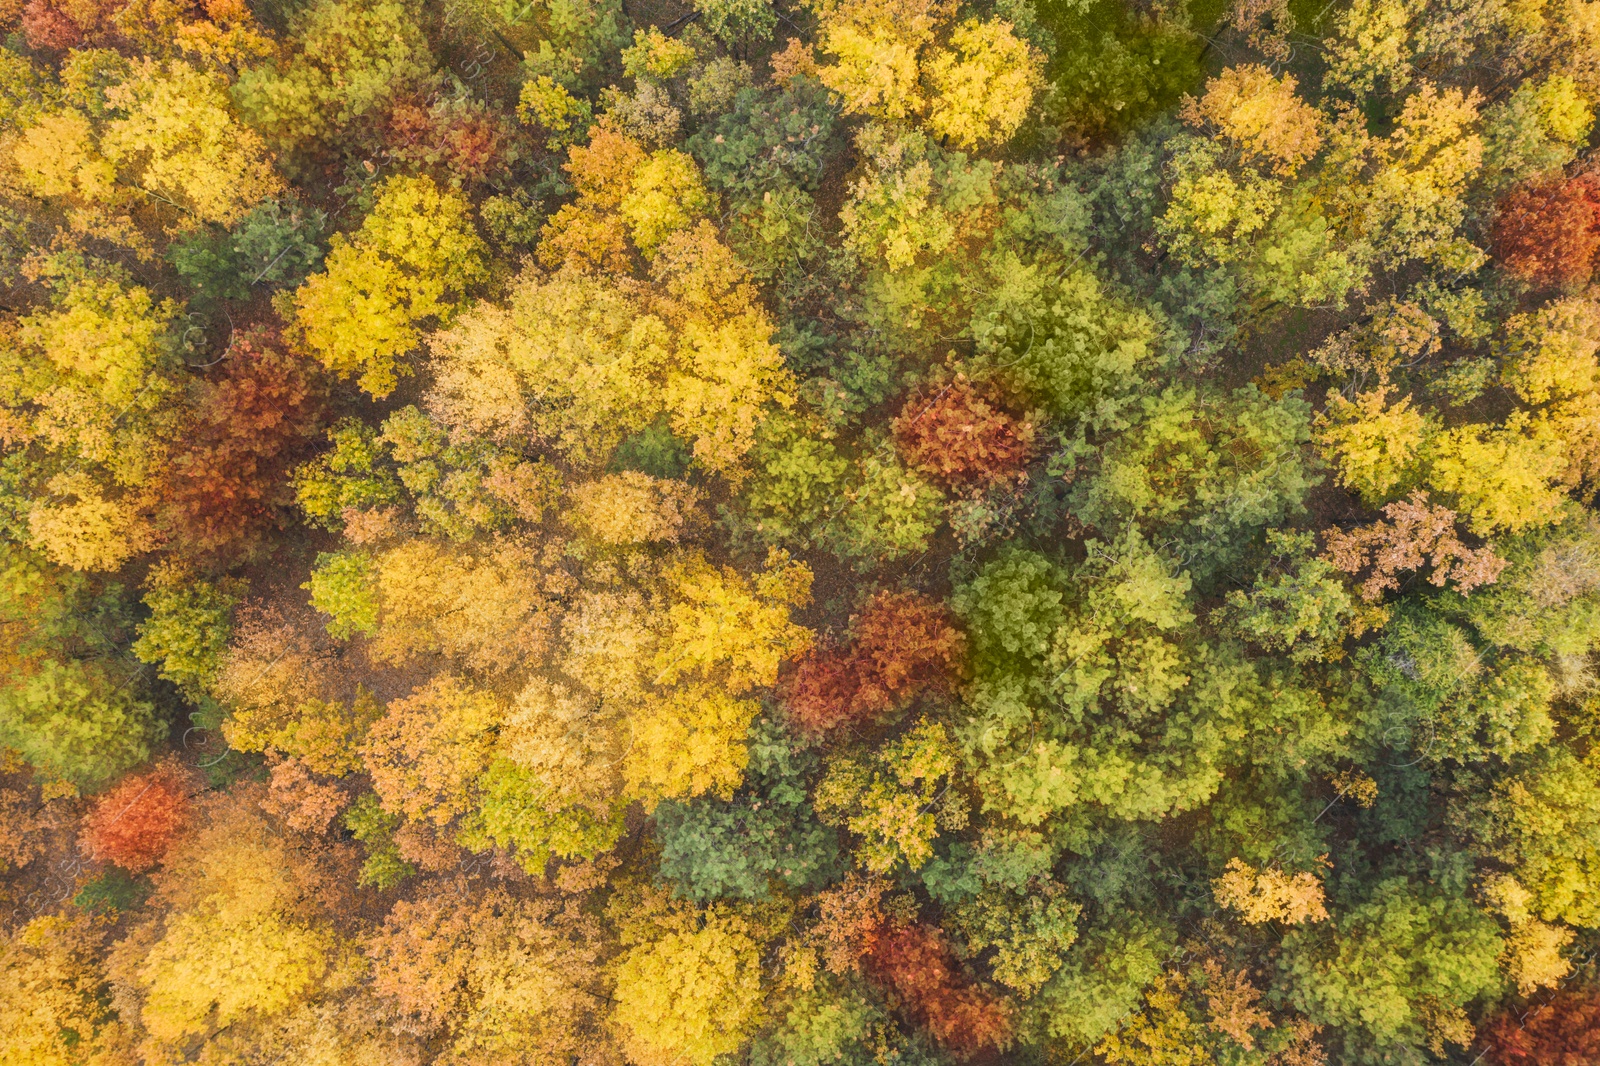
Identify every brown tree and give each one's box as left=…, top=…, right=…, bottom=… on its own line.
left=1491, top=174, right=1600, bottom=288
left=78, top=761, right=191, bottom=872
left=1480, top=989, right=1600, bottom=1066
left=157, top=329, right=327, bottom=556
left=892, top=379, right=1037, bottom=490
left=783, top=590, right=966, bottom=733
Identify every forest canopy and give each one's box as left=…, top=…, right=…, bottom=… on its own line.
left=4, top=0, right=1600, bottom=1065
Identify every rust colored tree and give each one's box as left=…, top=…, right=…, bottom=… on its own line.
left=1480, top=989, right=1600, bottom=1066
left=783, top=590, right=966, bottom=733
left=891, top=379, right=1037, bottom=491
left=385, top=96, right=516, bottom=187
left=157, top=329, right=327, bottom=556
left=864, top=921, right=1012, bottom=1058
left=1491, top=174, right=1600, bottom=288
left=78, top=762, right=191, bottom=872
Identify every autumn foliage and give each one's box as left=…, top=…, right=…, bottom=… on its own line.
left=156, top=329, right=327, bottom=555
left=783, top=590, right=966, bottom=732
left=1322, top=491, right=1506, bottom=602
left=1480, top=989, right=1600, bottom=1066
left=865, top=921, right=1012, bottom=1057
left=1491, top=173, right=1600, bottom=288
left=892, top=379, right=1037, bottom=490
left=78, top=762, right=190, bottom=872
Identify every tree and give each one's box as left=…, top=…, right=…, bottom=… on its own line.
left=656, top=717, right=842, bottom=901
left=115, top=798, right=337, bottom=1044
left=292, top=174, right=487, bottom=396
left=1322, top=491, right=1505, bottom=601
left=1491, top=173, right=1600, bottom=287
left=0, top=913, right=128, bottom=1066
left=78, top=760, right=191, bottom=871
left=612, top=902, right=765, bottom=1066
left=131, top=562, right=242, bottom=698
left=232, top=0, right=437, bottom=150
left=1481, top=989, right=1600, bottom=1066
left=362, top=675, right=501, bottom=828
left=1316, top=386, right=1426, bottom=505
left=783, top=590, right=966, bottom=733
left=568, top=471, right=705, bottom=545
left=367, top=886, right=617, bottom=1064
left=154, top=329, right=327, bottom=555
left=891, top=379, right=1036, bottom=490
left=1212, top=858, right=1329, bottom=925
left=1279, top=875, right=1503, bottom=1057
left=922, top=19, right=1042, bottom=150
left=1179, top=65, right=1322, bottom=176
left=862, top=920, right=1012, bottom=1055
left=101, top=59, right=283, bottom=228
left=0, top=656, right=164, bottom=791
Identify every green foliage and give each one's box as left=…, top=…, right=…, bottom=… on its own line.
left=0, top=656, right=164, bottom=790
left=132, top=564, right=243, bottom=700
left=1064, top=385, right=1318, bottom=578
left=1280, top=873, right=1504, bottom=1060
left=656, top=719, right=842, bottom=900
left=304, top=551, right=379, bottom=638
left=342, top=791, right=415, bottom=890
left=457, top=757, right=628, bottom=873
left=690, top=80, right=839, bottom=195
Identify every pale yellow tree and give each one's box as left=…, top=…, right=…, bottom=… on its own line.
left=923, top=19, right=1043, bottom=149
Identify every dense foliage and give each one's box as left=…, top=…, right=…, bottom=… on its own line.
left=3, top=1, right=1600, bottom=1064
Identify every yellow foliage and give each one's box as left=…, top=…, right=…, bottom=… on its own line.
left=569, top=471, right=705, bottom=545
left=922, top=19, right=1042, bottom=149
left=20, top=275, right=178, bottom=409
left=625, top=683, right=761, bottom=807
left=1316, top=386, right=1427, bottom=505
left=620, top=149, right=712, bottom=255
left=1181, top=65, right=1323, bottom=176
left=27, top=472, right=155, bottom=573
left=1501, top=296, right=1600, bottom=406
left=1213, top=858, right=1330, bottom=925
left=654, top=549, right=813, bottom=694
left=363, top=675, right=502, bottom=827
left=11, top=110, right=119, bottom=206
left=613, top=908, right=763, bottom=1066
left=1425, top=411, right=1568, bottom=535
left=0, top=914, right=129, bottom=1066
left=368, top=537, right=569, bottom=672
left=500, top=675, right=624, bottom=807
left=427, top=267, right=667, bottom=463
left=1096, top=973, right=1213, bottom=1066
left=1502, top=919, right=1574, bottom=994
left=293, top=175, right=486, bottom=397
left=101, top=60, right=283, bottom=228
left=819, top=22, right=924, bottom=119
left=128, top=804, right=335, bottom=1044
left=139, top=909, right=335, bottom=1042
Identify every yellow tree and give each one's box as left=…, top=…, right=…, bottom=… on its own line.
left=111, top=800, right=337, bottom=1046
left=612, top=899, right=765, bottom=1066
left=101, top=59, right=283, bottom=229
left=292, top=175, right=487, bottom=397
left=923, top=19, right=1043, bottom=149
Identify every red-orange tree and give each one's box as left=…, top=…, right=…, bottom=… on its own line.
left=157, top=329, right=327, bottom=556
left=1480, top=989, right=1600, bottom=1066
left=892, top=380, right=1037, bottom=490
left=865, top=921, right=1012, bottom=1057
left=1491, top=174, right=1600, bottom=287
left=78, top=762, right=191, bottom=872
left=783, top=590, right=966, bottom=733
